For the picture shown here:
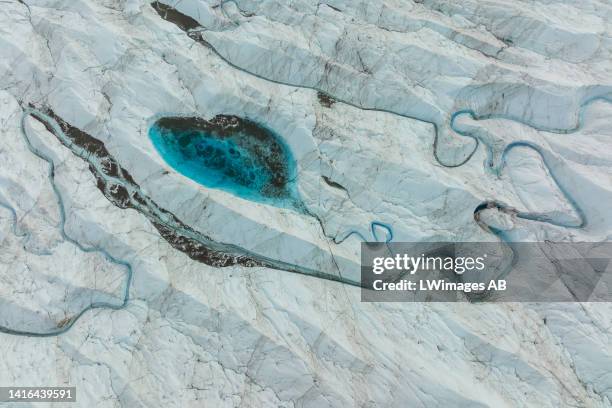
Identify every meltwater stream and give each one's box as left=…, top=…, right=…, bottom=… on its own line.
left=153, top=1, right=612, bottom=296
left=4, top=107, right=393, bottom=337
left=3, top=5, right=609, bottom=336
left=7, top=96, right=610, bottom=336
left=0, top=108, right=134, bottom=337
left=455, top=94, right=612, bottom=231
left=150, top=2, right=611, bottom=237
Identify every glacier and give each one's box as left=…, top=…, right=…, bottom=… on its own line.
left=0, top=0, right=611, bottom=406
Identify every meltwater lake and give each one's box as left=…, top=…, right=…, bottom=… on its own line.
left=149, top=115, right=300, bottom=207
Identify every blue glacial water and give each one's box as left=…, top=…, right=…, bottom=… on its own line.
left=5, top=4, right=609, bottom=336
left=149, top=116, right=299, bottom=208
left=16, top=95, right=610, bottom=337
left=4, top=108, right=134, bottom=337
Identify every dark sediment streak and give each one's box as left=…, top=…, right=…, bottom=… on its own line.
left=24, top=107, right=361, bottom=288
left=317, top=92, right=336, bottom=108
left=31, top=105, right=263, bottom=268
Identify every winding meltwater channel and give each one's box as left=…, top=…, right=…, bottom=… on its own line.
left=0, top=108, right=134, bottom=337
left=152, top=0, right=612, bottom=295
left=3, top=107, right=393, bottom=337
left=148, top=2, right=611, bottom=240
left=3, top=5, right=611, bottom=336
left=7, top=94, right=610, bottom=337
